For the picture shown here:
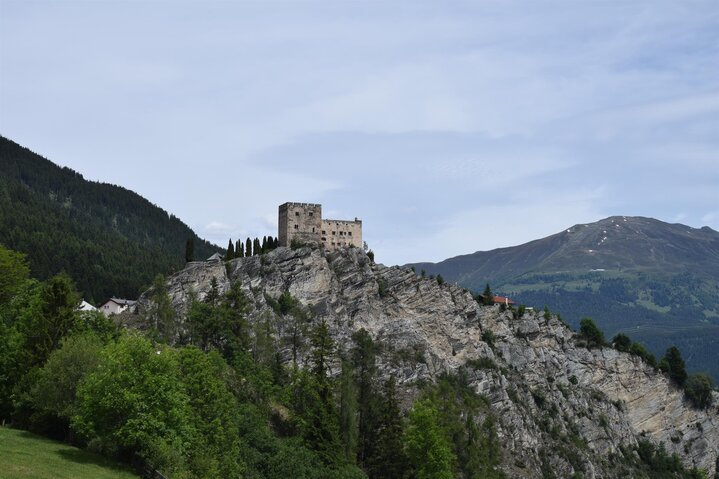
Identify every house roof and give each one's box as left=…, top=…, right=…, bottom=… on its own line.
left=77, top=300, right=97, bottom=311
left=492, top=296, right=515, bottom=305
left=105, top=298, right=136, bottom=307
left=207, top=252, right=223, bottom=261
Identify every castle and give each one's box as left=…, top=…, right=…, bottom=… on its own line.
left=278, top=202, right=362, bottom=251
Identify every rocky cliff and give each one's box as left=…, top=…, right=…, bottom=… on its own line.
left=130, top=246, right=719, bottom=478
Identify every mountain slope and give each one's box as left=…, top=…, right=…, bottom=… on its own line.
left=409, top=216, right=719, bottom=381
left=126, top=246, right=719, bottom=477
left=0, top=136, right=219, bottom=302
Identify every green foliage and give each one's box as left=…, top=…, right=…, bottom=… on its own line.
left=368, top=376, right=407, bottom=479
left=404, top=399, right=455, bottom=479
left=0, top=136, right=216, bottom=302
left=246, top=237, right=253, bottom=257
left=366, top=250, right=375, bottom=262
left=338, top=358, right=358, bottom=463
left=225, top=239, right=235, bottom=261
left=481, top=329, right=496, bottom=349
left=350, top=329, right=379, bottom=468
left=543, top=305, right=551, bottom=320
left=0, top=244, right=30, bottom=305
left=662, top=346, right=688, bottom=387
left=146, top=275, right=176, bottom=344
left=632, top=439, right=707, bottom=478
left=630, top=342, right=658, bottom=368
left=482, top=284, right=494, bottom=306
left=185, top=238, right=194, bottom=263
left=437, top=274, right=445, bottom=285
left=684, top=373, right=714, bottom=409
left=377, top=277, right=388, bottom=298
left=27, top=334, right=104, bottom=435
left=612, top=333, right=632, bottom=352
left=578, top=317, right=605, bottom=348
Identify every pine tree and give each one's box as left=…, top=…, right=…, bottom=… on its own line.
left=482, top=283, right=494, bottom=305
left=185, top=237, right=194, bottom=263
left=261, top=236, right=267, bottom=254
left=245, top=237, right=252, bottom=257
left=225, top=239, right=235, bottom=261
left=369, top=376, right=408, bottom=479
left=148, top=274, right=176, bottom=344
left=253, top=237, right=261, bottom=256
left=339, top=356, right=358, bottom=462
left=237, top=241, right=244, bottom=258
left=351, top=328, right=379, bottom=467
left=661, top=346, right=688, bottom=387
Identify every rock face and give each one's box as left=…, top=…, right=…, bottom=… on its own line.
left=132, top=246, right=719, bottom=478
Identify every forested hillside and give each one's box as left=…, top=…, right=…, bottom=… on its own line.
left=0, top=136, right=218, bottom=302
left=410, top=217, right=719, bottom=381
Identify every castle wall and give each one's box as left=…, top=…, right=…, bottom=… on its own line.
left=321, top=218, right=363, bottom=251
left=278, top=202, right=322, bottom=247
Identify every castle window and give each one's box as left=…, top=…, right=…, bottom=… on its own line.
left=294, top=225, right=299, bottom=229
left=322, top=230, right=326, bottom=235
left=332, top=231, right=336, bottom=235
left=348, top=232, right=352, bottom=236
left=309, top=212, right=313, bottom=217
left=295, top=212, right=300, bottom=217
left=312, top=227, right=315, bottom=232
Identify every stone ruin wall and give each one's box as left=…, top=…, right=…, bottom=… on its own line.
left=321, top=219, right=362, bottom=251
left=278, top=202, right=362, bottom=251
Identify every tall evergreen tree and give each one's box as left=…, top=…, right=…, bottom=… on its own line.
left=369, top=376, right=408, bottom=479
left=148, top=274, right=176, bottom=344
left=253, top=237, right=261, bottom=256
left=351, top=328, right=379, bottom=467
left=261, top=236, right=268, bottom=254
left=661, top=346, right=688, bottom=387
left=482, top=283, right=494, bottom=305
left=185, top=237, right=194, bottom=263
left=339, top=356, right=358, bottom=463
left=245, top=237, right=252, bottom=257
left=225, top=239, right=235, bottom=261
left=237, top=241, right=244, bottom=258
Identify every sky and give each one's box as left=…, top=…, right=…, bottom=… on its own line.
left=1, top=1, right=718, bottom=265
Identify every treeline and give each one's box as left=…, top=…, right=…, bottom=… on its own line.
left=222, top=236, right=279, bottom=261
left=1, top=244, right=505, bottom=479
left=0, top=136, right=217, bottom=303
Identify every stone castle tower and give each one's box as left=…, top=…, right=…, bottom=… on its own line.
left=278, top=202, right=362, bottom=251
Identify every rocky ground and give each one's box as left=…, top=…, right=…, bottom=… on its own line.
left=129, top=246, right=719, bottom=478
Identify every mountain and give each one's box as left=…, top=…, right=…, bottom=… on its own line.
left=409, top=216, right=719, bottom=381
left=124, top=246, right=719, bottom=477
left=0, top=136, right=219, bottom=303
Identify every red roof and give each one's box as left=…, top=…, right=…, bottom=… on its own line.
left=492, top=296, right=515, bottom=305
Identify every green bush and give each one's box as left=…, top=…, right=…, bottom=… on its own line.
left=684, top=373, right=714, bottom=409
left=578, top=318, right=605, bottom=349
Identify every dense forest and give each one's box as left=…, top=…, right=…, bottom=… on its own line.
left=0, top=136, right=218, bottom=303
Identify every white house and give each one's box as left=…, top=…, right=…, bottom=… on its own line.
left=77, top=300, right=97, bottom=312
left=100, top=298, right=136, bottom=316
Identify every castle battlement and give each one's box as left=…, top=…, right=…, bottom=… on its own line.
left=278, top=202, right=362, bottom=251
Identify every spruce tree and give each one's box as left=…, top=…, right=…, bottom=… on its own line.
left=339, top=356, right=358, bottom=462
left=662, top=346, right=688, bottom=387
left=351, top=328, right=379, bottom=467
left=225, top=239, right=235, bottom=261
left=482, top=283, right=494, bottom=305
left=370, top=376, right=408, bottom=479
left=261, top=236, right=267, bottom=254
left=244, top=238, right=251, bottom=257
left=185, top=237, right=194, bottom=263
left=253, top=237, right=261, bottom=256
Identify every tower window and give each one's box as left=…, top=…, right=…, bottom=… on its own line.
left=295, top=212, right=300, bottom=217
left=294, top=225, right=299, bottom=229
left=312, top=227, right=315, bottom=232
left=309, top=212, right=313, bottom=217
left=348, top=232, right=352, bottom=236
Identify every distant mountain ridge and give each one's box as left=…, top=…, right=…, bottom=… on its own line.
left=409, top=216, right=719, bottom=380
left=0, top=136, right=219, bottom=302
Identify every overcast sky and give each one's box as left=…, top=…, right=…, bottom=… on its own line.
left=1, top=1, right=718, bottom=265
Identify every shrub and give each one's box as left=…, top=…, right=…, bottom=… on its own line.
left=684, top=373, right=714, bottom=409
left=629, top=342, right=657, bottom=368
left=578, top=318, right=604, bottom=348
left=612, top=333, right=632, bottom=353
left=481, top=330, right=496, bottom=349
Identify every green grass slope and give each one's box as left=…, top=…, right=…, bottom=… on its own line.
left=0, top=427, right=138, bottom=479
left=0, top=136, right=220, bottom=303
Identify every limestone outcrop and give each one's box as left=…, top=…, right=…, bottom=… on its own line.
left=132, top=246, right=719, bottom=478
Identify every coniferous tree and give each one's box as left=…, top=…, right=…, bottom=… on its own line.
left=245, top=237, right=252, bottom=257
left=226, top=239, right=235, bottom=261
left=261, top=236, right=267, bottom=254
left=237, top=241, right=244, bottom=258
left=370, top=376, right=408, bottom=479
left=351, top=328, right=379, bottom=467
left=339, top=356, right=358, bottom=463
left=253, top=237, right=261, bottom=256
left=661, top=346, right=688, bottom=387
left=482, top=284, right=494, bottom=305
left=148, top=274, right=176, bottom=344
left=185, top=238, right=194, bottom=263
left=404, top=399, right=455, bottom=479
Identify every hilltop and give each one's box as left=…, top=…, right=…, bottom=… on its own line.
left=409, top=216, right=719, bottom=381
left=0, top=136, right=219, bottom=302
left=122, top=246, right=718, bottom=477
